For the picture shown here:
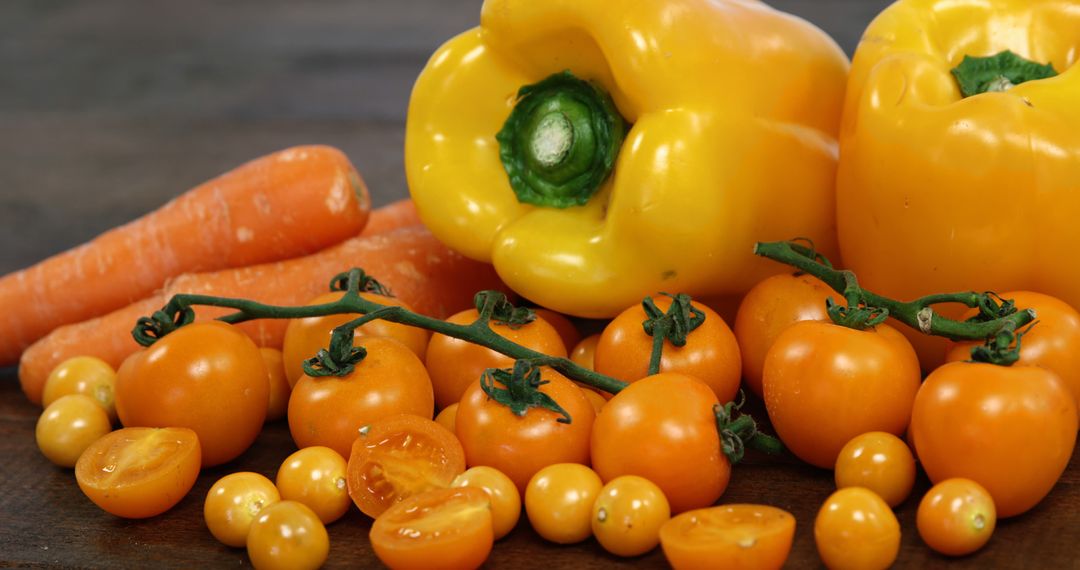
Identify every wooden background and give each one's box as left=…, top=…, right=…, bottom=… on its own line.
left=2, top=1, right=1078, bottom=568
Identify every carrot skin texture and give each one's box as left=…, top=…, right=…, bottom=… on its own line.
left=0, top=145, right=371, bottom=364
left=358, top=198, right=420, bottom=237
left=19, top=226, right=508, bottom=404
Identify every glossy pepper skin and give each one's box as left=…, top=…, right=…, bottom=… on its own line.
left=837, top=0, right=1080, bottom=364
left=406, top=0, right=849, bottom=318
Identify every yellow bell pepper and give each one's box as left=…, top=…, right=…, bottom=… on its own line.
left=405, top=0, right=849, bottom=317
left=837, top=0, right=1080, bottom=365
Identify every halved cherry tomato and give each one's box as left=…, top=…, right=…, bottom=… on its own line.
left=425, top=309, right=566, bottom=410
left=370, top=486, right=494, bottom=570
left=834, top=432, right=916, bottom=508
left=814, top=487, right=899, bottom=570
left=910, top=361, right=1077, bottom=517
left=946, top=291, right=1080, bottom=406
left=36, top=394, right=112, bottom=468
left=276, top=446, right=350, bottom=524
left=347, top=414, right=465, bottom=519
left=247, top=500, right=328, bottom=570
left=592, top=475, right=671, bottom=557
left=75, top=426, right=201, bottom=518
left=917, top=478, right=996, bottom=556
left=42, top=355, right=117, bottom=422
left=524, top=463, right=603, bottom=544
left=591, top=373, right=728, bottom=514
left=452, top=466, right=521, bottom=540
left=455, top=367, right=594, bottom=494
left=660, top=504, right=795, bottom=570
left=595, top=296, right=741, bottom=403
left=115, top=321, right=268, bottom=467
left=289, top=336, right=434, bottom=458
left=260, top=348, right=291, bottom=422
left=733, top=273, right=837, bottom=397
left=282, top=291, right=430, bottom=387
left=763, top=321, right=921, bottom=468
left=204, top=472, right=281, bottom=547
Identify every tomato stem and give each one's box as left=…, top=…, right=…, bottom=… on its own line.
left=641, top=294, right=706, bottom=375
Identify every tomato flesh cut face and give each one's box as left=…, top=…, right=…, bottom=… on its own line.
left=370, top=487, right=494, bottom=570
left=347, top=414, right=465, bottom=518
left=660, top=504, right=795, bottom=570
left=75, top=427, right=202, bottom=519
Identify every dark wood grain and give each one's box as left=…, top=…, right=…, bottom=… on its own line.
left=3, top=1, right=1079, bottom=568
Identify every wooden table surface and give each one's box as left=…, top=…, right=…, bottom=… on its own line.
left=2, top=1, right=1078, bottom=568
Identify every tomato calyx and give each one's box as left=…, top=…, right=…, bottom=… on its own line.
left=481, top=359, right=572, bottom=424
left=329, top=267, right=394, bottom=297
left=714, top=392, right=784, bottom=464
left=641, top=293, right=706, bottom=375
left=474, top=290, right=536, bottom=329
left=131, top=305, right=196, bottom=347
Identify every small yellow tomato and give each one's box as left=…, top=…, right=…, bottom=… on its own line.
left=524, top=463, right=603, bottom=544
left=204, top=472, right=281, bottom=547
left=435, top=403, right=458, bottom=434
left=260, top=348, right=291, bottom=421
left=834, top=432, right=916, bottom=507
left=814, top=487, right=900, bottom=570
left=579, top=387, right=607, bottom=414
left=36, top=394, right=112, bottom=468
left=276, top=446, right=350, bottom=524
left=452, top=466, right=522, bottom=539
left=247, top=500, right=329, bottom=570
left=917, top=478, right=996, bottom=556
left=592, top=475, right=671, bottom=556
left=570, top=334, right=600, bottom=371
left=42, top=356, right=117, bottom=423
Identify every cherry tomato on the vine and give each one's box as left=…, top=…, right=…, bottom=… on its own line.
left=733, top=273, right=837, bottom=397
left=455, top=366, right=594, bottom=494
left=276, top=446, right=350, bottom=524
left=524, top=463, right=603, bottom=544
left=917, top=478, right=996, bottom=556
left=591, top=373, right=728, bottom=514
left=36, top=394, right=112, bottom=468
left=260, top=348, right=291, bottom=421
left=660, top=504, right=795, bottom=570
left=282, top=291, right=430, bottom=387
left=115, top=321, right=267, bottom=467
left=370, top=486, right=494, bottom=570
left=910, top=361, right=1077, bottom=517
left=425, top=309, right=566, bottom=410
left=591, top=475, right=671, bottom=557
left=452, top=466, right=521, bottom=540
left=569, top=334, right=600, bottom=371
left=533, top=308, right=581, bottom=352
left=595, top=296, right=741, bottom=403
left=246, top=500, right=328, bottom=570
left=763, top=321, right=920, bottom=469
left=289, top=336, right=434, bottom=458
left=42, top=355, right=117, bottom=423
left=834, top=431, right=916, bottom=507
left=814, top=487, right=899, bottom=570
left=204, top=472, right=281, bottom=547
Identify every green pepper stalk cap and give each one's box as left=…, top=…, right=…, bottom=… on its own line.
left=951, top=50, right=1057, bottom=98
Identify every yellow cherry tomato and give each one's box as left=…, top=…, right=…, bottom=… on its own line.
left=434, top=403, right=458, bottom=434
left=36, top=394, right=112, bottom=468
left=579, top=387, right=607, bottom=414
left=814, top=487, right=900, bottom=570
left=204, top=472, right=281, bottom=547
left=247, top=500, right=329, bottom=570
left=276, top=446, right=350, bottom=525
left=570, top=334, right=600, bottom=371
left=592, top=475, right=671, bottom=557
left=452, top=466, right=522, bottom=540
left=917, top=478, right=996, bottom=557
left=834, top=432, right=916, bottom=507
left=260, top=348, right=291, bottom=422
left=42, top=355, right=117, bottom=423
left=524, top=463, right=603, bottom=544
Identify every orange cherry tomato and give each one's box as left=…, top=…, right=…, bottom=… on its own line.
left=814, top=487, right=900, bottom=570
left=346, top=414, right=466, bottom=519
left=533, top=308, right=582, bottom=352
left=282, top=291, right=430, bottom=387
left=36, top=394, right=112, bottom=468
left=370, top=486, right=494, bottom=570
left=42, top=355, right=117, bottom=423
left=763, top=321, right=921, bottom=468
left=75, top=427, right=201, bottom=519
left=834, top=432, right=916, bottom=507
left=570, top=334, right=600, bottom=371
left=288, top=336, right=434, bottom=458
left=204, top=472, right=281, bottom=547
left=910, top=361, right=1077, bottom=517
left=425, top=309, right=567, bottom=410
left=260, top=347, right=291, bottom=422
left=579, top=387, right=607, bottom=414
left=247, top=500, right=329, bottom=570
left=917, top=478, right=997, bottom=556
left=524, top=463, right=603, bottom=544
left=115, top=321, right=268, bottom=467
left=591, top=373, right=728, bottom=514
left=733, top=273, right=837, bottom=397
left=276, top=446, right=350, bottom=524
left=455, top=367, right=594, bottom=494
left=592, top=475, right=671, bottom=557
left=946, top=291, right=1080, bottom=406
left=595, top=296, right=741, bottom=403
left=452, top=466, right=521, bottom=540
left=660, top=504, right=796, bottom=570
left=434, top=403, right=458, bottom=434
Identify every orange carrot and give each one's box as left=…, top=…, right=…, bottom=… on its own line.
left=19, top=225, right=509, bottom=404
left=359, top=198, right=420, bottom=237
left=0, top=145, right=371, bottom=364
